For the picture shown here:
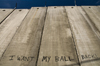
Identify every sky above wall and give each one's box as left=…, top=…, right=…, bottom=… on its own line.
left=0, top=0, right=100, bottom=9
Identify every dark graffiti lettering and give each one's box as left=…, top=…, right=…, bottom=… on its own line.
left=81, top=54, right=98, bottom=60
left=17, top=56, right=34, bottom=61
left=9, top=55, right=15, bottom=60
left=9, top=55, right=34, bottom=61
left=55, top=56, right=74, bottom=62
left=55, top=56, right=59, bottom=62
left=42, top=56, right=51, bottom=62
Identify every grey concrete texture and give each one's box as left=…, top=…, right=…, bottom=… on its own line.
left=37, top=6, right=79, bottom=66
left=0, top=6, right=100, bottom=66
left=82, top=6, right=100, bottom=36
left=0, top=9, right=13, bottom=24
left=0, top=7, right=47, bottom=66
left=0, top=9, right=29, bottom=59
left=65, top=6, right=100, bottom=66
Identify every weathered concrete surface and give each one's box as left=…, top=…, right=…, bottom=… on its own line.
left=0, top=9, right=13, bottom=24
left=0, top=7, right=47, bottom=66
left=0, top=9, right=29, bottom=59
left=78, top=6, right=100, bottom=40
left=65, top=6, right=100, bottom=66
left=82, top=6, right=100, bottom=36
left=37, top=6, right=79, bottom=66
left=0, top=6, right=100, bottom=66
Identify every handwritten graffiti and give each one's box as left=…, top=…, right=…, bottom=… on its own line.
left=55, top=56, right=74, bottom=62
left=42, top=56, right=74, bottom=62
left=9, top=55, right=34, bottom=61
left=42, top=56, right=51, bottom=62
left=81, top=54, right=98, bottom=60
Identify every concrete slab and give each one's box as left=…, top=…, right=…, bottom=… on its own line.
left=82, top=6, right=100, bottom=35
left=0, top=6, right=100, bottom=66
left=0, top=9, right=13, bottom=24
left=78, top=6, right=100, bottom=42
left=0, top=9, right=29, bottom=59
left=0, top=7, right=47, bottom=66
left=65, top=6, right=100, bottom=66
left=37, top=6, right=79, bottom=66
